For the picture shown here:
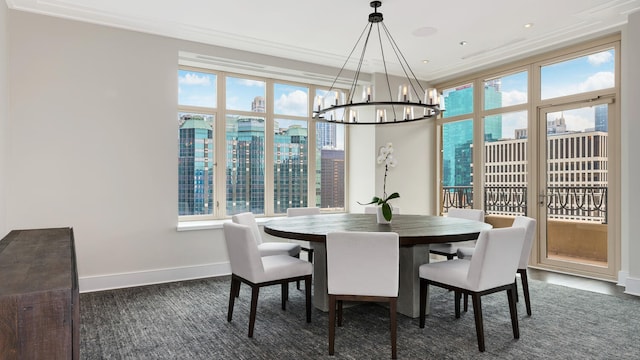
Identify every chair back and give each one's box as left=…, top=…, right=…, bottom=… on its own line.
left=447, top=207, right=485, bottom=222
left=512, top=216, right=537, bottom=269
left=231, top=212, right=263, bottom=245
left=466, top=227, right=525, bottom=291
left=326, top=231, right=399, bottom=297
left=223, top=222, right=264, bottom=282
left=287, top=207, right=321, bottom=217
left=364, top=206, right=400, bottom=214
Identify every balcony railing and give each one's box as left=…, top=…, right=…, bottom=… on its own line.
left=484, top=186, right=528, bottom=216
left=441, top=186, right=473, bottom=212
left=442, top=186, right=608, bottom=224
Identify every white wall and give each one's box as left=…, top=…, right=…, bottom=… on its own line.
left=0, top=1, right=7, bottom=238
left=368, top=73, right=437, bottom=216
left=621, top=10, right=640, bottom=294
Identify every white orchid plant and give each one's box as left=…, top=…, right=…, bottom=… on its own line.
left=359, top=142, right=400, bottom=221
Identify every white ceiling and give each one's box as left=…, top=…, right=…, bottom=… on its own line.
left=6, top=0, right=640, bottom=82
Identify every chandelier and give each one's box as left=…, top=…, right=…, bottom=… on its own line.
left=313, top=1, right=443, bottom=125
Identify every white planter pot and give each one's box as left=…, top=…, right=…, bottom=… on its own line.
left=377, top=206, right=391, bottom=224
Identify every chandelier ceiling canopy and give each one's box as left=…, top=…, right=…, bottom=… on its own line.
left=313, top=1, right=443, bottom=125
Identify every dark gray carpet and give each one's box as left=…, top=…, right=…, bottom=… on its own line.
left=80, top=276, right=640, bottom=359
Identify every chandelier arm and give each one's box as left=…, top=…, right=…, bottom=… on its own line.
left=327, top=22, right=372, bottom=95
left=381, top=22, right=427, bottom=101
left=375, top=21, right=399, bottom=121
left=349, top=22, right=375, bottom=105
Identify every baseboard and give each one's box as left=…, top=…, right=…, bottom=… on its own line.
left=617, top=270, right=629, bottom=286
left=78, top=262, right=231, bottom=293
left=624, top=275, right=640, bottom=296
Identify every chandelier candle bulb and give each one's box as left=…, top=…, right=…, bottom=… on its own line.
left=363, top=85, right=373, bottom=102
left=350, top=110, right=359, bottom=123
left=425, top=88, right=438, bottom=105
left=399, top=84, right=410, bottom=102
left=404, top=106, right=414, bottom=120
left=377, top=109, right=387, bottom=123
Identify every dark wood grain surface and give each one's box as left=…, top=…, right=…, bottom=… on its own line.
left=0, top=227, right=79, bottom=359
left=263, top=213, right=491, bottom=246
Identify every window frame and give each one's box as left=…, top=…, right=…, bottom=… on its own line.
left=178, top=65, right=348, bottom=221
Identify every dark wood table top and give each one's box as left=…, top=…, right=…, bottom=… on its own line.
left=263, top=213, right=492, bottom=247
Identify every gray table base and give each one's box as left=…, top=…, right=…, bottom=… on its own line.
left=310, top=243, right=431, bottom=318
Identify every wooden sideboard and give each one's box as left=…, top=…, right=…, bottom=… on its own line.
left=0, top=227, right=79, bottom=359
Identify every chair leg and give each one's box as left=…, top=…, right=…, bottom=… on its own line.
left=328, top=295, right=336, bottom=355
left=297, top=254, right=302, bottom=290
left=471, top=293, right=485, bottom=352
left=419, top=279, right=427, bottom=328
left=248, top=286, right=260, bottom=338
left=337, top=300, right=343, bottom=327
left=454, top=291, right=461, bottom=318
left=464, top=294, right=468, bottom=312
left=227, top=276, right=240, bottom=322
left=519, top=269, right=532, bottom=316
left=308, top=249, right=314, bottom=264
left=389, top=298, right=397, bottom=359
left=305, top=275, right=312, bottom=323
left=507, top=284, right=520, bottom=339
left=281, top=282, right=288, bottom=310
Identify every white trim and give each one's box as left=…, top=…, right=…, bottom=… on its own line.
left=176, top=216, right=286, bottom=232
left=624, top=276, right=640, bottom=296
left=617, top=270, right=629, bottom=286
left=79, top=262, right=231, bottom=293
left=176, top=219, right=226, bottom=231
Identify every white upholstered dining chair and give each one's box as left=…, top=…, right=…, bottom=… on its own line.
left=326, top=231, right=399, bottom=359
left=457, top=215, right=537, bottom=315
left=232, top=212, right=303, bottom=293
left=286, top=206, right=320, bottom=264
left=419, top=226, right=526, bottom=352
left=231, top=212, right=300, bottom=257
left=223, top=222, right=312, bottom=338
left=429, top=208, right=485, bottom=260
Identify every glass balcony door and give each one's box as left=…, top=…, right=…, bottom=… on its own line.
left=538, top=100, right=616, bottom=279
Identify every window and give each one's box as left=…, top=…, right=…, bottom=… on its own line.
left=178, top=67, right=346, bottom=220
left=178, top=69, right=216, bottom=217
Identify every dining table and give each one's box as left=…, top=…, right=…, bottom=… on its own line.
left=263, top=213, right=492, bottom=318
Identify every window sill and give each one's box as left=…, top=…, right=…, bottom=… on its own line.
left=176, top=216, right=287, bottom=232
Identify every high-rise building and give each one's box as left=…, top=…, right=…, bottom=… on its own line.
left=595, top=105, right=608, bottom=132
left=226, top=117, right=265, bottom=215
left=442, top=83, right=502, bottom=186
left=251, top=96, right=266, bottom=113
left=317, top=122, right=337, bottom=148
left=178, top=114, right=213, bottom=216
left=274, top=124, right=308, bottom=213
left=320, top=149, right=345, bottom=208
left=484, top=130, right=608, bottom=221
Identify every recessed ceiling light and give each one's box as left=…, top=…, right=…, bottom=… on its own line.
left=422, top=59, right=430, bottom=64
left=524, top=23, right=534, bottom=28
left=412, top=27, right=438, bottom=37
left=459, top=41, right=468, bottom=46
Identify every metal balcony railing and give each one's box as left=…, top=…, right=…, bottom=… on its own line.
left=441, top=185, right=608, bottom=224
